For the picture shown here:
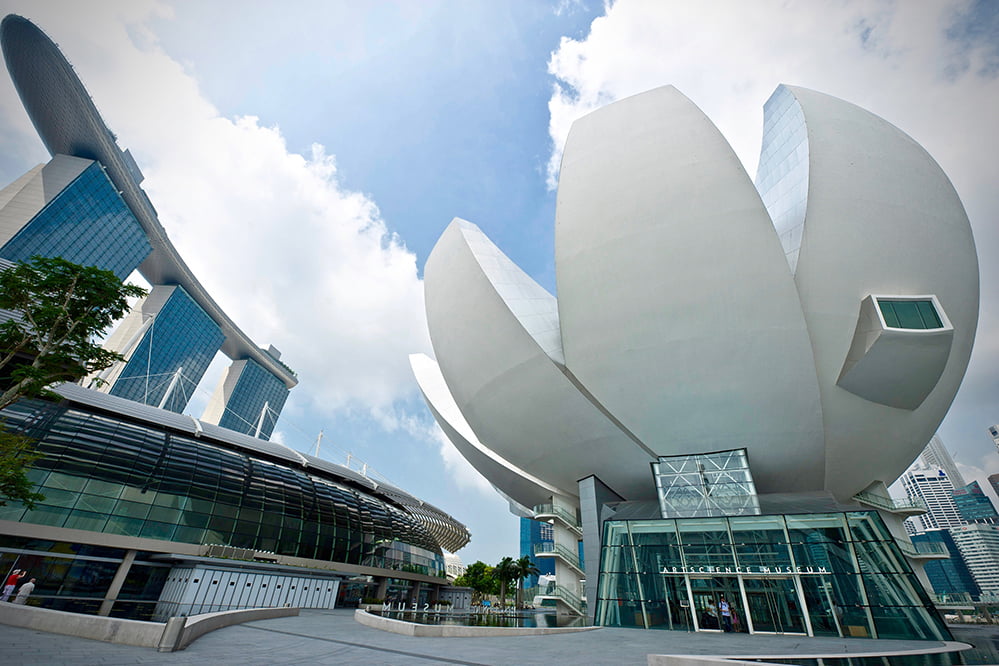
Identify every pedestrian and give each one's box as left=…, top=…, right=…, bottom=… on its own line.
left=12, top=578, right=34, bottom=605
left=705, top=600, right=718, bottom=629
left=719, top=596, right=732, bottom=632
left=1, top=569, right=24, bottom=602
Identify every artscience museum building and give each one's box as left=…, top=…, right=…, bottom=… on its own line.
left=413, top=84, right=979, bottom=640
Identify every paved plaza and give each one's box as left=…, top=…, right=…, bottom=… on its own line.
left=0, top=609, right=988, bottom=666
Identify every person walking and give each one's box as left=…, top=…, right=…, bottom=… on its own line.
left=1, top=569, right=24, bottom=602
left=719, top=596, right=733, bottom=632
left=12, top=578, right=35, bottom=605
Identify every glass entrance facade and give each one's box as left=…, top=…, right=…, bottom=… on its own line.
left=595, top=511, right=951, bottom=641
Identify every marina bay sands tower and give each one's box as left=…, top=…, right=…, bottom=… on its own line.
left=0, top=15, right=296, bottom=439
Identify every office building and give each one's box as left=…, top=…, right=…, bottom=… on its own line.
left=952, top=480, right=998, bottom=525
left=989, top=474, right=999, bottom=503
left=413, top=83, right=978, bottom=640
left=910, top=530, right=980, bottom=601
left=950, top=524, right=999, bottom=599
left=0, top=14, right=295, bottom=438
left=901, top=469, right=964, bottom=531
left=989, top=425, right=999, bottom=454
left=919, top=435, right=966, bottom=488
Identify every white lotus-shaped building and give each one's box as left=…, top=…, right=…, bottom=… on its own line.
left=415, top=83, right=977, bottom=507
left=411, top=85, right=978, bottom=634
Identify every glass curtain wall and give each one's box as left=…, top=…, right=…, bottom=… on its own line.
left=596, top=512, right=950, bottom=641
left=0, top=399, right=445, bottom=577
left=653, top=449, right=760, bottom=518
left=0, top=537, right=170, bottom=619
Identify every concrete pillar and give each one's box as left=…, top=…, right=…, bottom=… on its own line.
left=578, top=475, right=625, bottom=624
left=407, top=582, right=423, bottom=607
left=375, top=577, right=388, bottom=601
left=98, top=549, right=137, bottom=616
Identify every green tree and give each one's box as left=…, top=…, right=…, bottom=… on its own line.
left=514, top=555, right=540, bottom=609
left=0, top=256, right=146, bottom=507
left=494, top=556, right=519, bottom=609
left=0, top=428, right=43, bottom=508
left=453, top=560, right=497, bottom=603
left=0, top=256, right=146, bottom=410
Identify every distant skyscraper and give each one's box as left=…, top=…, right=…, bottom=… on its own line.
left=901, top=468, right=964, bottom=531
left=950, top=523, right=999, bottom=599
left=911, top=529, right=980, bottom=600
left=919, top=434, right=966, bottom=488
left=952, top=480, right=999, bottom=525
left=989, top=425, right=999, bottom=453
left=989, top=474, right=999, bottom=503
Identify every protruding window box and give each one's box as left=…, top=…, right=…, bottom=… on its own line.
left=837, top=295, right=953, bottom=410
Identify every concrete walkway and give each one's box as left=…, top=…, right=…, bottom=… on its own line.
left=0, top=608, right=984, bottom=665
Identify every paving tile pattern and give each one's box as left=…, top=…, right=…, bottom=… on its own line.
left=0, top=608, right=983, bottom=665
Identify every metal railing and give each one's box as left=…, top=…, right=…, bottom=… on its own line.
left=853, top=491, right=927, bottom=514
left=897, top=540, right=949, bottom=558
left=533, top=541, right=584, bottom=573
left=533, top=503, right=582, bottom=531
left=525, top=584, right=585, bottom=613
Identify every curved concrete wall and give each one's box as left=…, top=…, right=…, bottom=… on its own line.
left=782, top=85, right=979, bottom=499
left=553, top=85, right=824, bottom=494
left=410, top=352, right=567, bottom=508
left=424, top=219, right=656, bottom=500
left=0, top=602, right=297, bottom=651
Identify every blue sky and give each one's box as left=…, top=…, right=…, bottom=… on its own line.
left=1, top=0, right=998, bottom=567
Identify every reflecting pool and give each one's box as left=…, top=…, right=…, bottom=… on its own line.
left=373, top=610, right=589, bottom=628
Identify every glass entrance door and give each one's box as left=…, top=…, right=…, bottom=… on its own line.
left=743, top=577, right=807, bottom=634
left=688, top=576, right=745, bottom=632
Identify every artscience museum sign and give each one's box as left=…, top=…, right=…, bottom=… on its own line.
left=660, top=565, right=830, bottom=576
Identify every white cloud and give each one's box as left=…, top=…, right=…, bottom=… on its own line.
left=546, top=0, right=999, bottom=190
left=432, top=424, right=497, bottom=496
left=1, top=1, right=432, bottom=423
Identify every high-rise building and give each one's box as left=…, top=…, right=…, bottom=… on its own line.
left=201, top=352, right=290, bottom=439
left=950, top=524, right=999, bottom=599
left=919, top=434, right=966, bottom=488
left=0, top=154, right=150, bottom=280
left=0, top=13, right=297, bottom=437
left=910, top=529, right=980, bottom=600
left=98, top=285, right=225, bottom=413
left=952, top=480, right=999, bottom=525
left=989, top=425, right=999, bottom=454
left=901, top=469, right=964, bottom=531
left=988, top=473, right=999, bottom=502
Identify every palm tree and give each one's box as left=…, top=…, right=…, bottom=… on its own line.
left=494, top=556, right=518, bottom=609
left=514, top=555, right=540, bottom=609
